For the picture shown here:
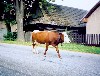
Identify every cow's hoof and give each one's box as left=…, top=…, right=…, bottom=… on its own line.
left=59, top=57, right=61, bottom=59
left=44, top=54, right=46, bottom=57
left=44, top=53, right=46, bottom=55
left=59, top=57, right=62, bottom=59
left=33, top=52, right=36, bottom=54
left=36, top=52, right=39, bottom=54
left=44, top=55, right=46, bottom=57
left=33, top=51, right=39, bottom=54
left=58, top=54, right=61, bottom=58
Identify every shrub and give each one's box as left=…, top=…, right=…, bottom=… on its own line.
left=3, top=32, right=17, bottom=41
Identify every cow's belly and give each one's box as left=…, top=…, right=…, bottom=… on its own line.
left=35, top=38, right=47, bottom=44
left=36, top=40, right=46, bottom=44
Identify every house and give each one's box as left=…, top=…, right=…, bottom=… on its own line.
left=81, top=1, right=100, bottom=45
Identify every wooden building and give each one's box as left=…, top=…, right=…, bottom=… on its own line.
left=82, top=1, right=100, bottom=46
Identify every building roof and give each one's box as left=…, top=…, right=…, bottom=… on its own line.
left=81, top=1, right=100, bottom=22
left=31, top=3, right=87, bottom=27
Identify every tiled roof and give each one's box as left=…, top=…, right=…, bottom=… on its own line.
left=31, top=3, right=87, bottom=27
left=48, top=4, right=87, bottom=27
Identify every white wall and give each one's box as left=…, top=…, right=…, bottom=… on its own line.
left=62, top=32, right=71, bottom=43
left=86, top=6, right=100, bottom=34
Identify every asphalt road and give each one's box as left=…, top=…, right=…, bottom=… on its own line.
left=0, top=43, right=100, bottom=76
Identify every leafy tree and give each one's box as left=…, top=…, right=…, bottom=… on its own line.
left=0, top=0, right=16, bottom=32
left=1, top=0, right=57, bottom=41
left=14, top=0, right=56, bottom=41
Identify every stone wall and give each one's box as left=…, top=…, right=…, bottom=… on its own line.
left=0, top=22, right=7, bottom=40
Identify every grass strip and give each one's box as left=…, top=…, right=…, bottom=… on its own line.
left=0, top=40, right=100, bottom=54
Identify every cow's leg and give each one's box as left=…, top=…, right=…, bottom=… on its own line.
left=54, top=45, right=61, bottom=58
left=32, top=42, right=39, bottom=54
left=32, top=43, right=36, bottom=53
left=44, top=43, right=49, bottom=56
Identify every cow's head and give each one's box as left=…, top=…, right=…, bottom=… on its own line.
left=62, top=32, right=71, bottom=43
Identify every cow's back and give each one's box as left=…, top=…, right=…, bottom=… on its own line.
left=32, top=31, right=64, bottom=45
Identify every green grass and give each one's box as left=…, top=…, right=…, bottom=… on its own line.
left=59, top=43, right=100, bottom=54
left=0, top=40, right=100, bottom=54
left=0, top=40, right=32, bottom=46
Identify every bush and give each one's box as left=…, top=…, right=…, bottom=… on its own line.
left=3, top=32, right=17, bottom=41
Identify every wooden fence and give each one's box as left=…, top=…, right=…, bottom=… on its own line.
left=86, top=34, right=100, bottom=46
left=68, top=33, right=100, bottom=46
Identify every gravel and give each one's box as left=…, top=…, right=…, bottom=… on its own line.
left=0, top=43, right=100, bottom=76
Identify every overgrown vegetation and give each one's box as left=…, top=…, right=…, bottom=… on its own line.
left=0, top=41, right=100, bottom=54
left=3, top=32, right=17, bottom=41
left=0, top=0, right=56, bottom=41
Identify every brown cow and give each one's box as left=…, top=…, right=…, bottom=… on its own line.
left=32, top=30, right=64, bottom=58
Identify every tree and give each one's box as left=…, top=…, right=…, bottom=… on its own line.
left=15, top=0, right=24, bottom=41
left=14, top=0, right=56, bottom=41
left=1, top=0, right=57, bottom=41
left=0, top=0, right=16, bottom=32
